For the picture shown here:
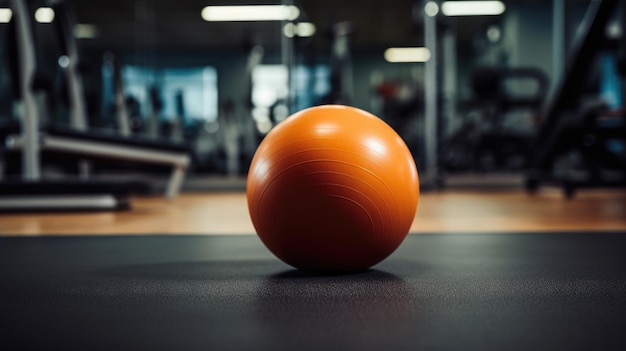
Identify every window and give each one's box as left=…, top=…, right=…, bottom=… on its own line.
left=103, top=64, right=218, bottom=125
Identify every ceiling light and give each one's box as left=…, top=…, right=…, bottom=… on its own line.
left=201, top=5, right=300, bottom=22
left=384, top=47, right=431, bottom=63
left=283, top=23, right=296, bottom=38
left=74, top=24, right=98, bottom=38
left=424, top=2, right=439, bottom=17
left=296, top=22, right=316, bottom=37
left=607, top=22, right=621, bottom=39
left=441, top=1, right=506, bottom=16
left=284, top=22, right=316, bottom=38
left=34, top=7, right=55, bottom=23
left=58, top=55, right=70, bottom=68
left=0, top=8, right=12, bottom=23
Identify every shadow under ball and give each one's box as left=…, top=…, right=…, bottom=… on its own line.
left=247, top=105, right=420, bottom=272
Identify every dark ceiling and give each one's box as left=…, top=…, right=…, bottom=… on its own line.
left=68, top=0, right=521, bottom=53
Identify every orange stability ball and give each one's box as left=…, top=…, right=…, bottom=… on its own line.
left=246, top=105, right=419, bottom=272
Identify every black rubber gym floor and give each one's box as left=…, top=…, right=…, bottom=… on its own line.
left=1, top=232, right=626, bottom=350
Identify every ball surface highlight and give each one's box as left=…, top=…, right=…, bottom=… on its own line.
left=246, top=105, right=419, bottom=272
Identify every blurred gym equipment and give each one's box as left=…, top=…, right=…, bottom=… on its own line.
left=526, top=0, right=626, bottom=198
left=442, top=66, right=549, bottom=173
left=0, top=0, right=191, bottom=211
left=319, top=21, right=354, bottom=105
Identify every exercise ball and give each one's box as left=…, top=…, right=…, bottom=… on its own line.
left=247, top=105, right=419, bottom=272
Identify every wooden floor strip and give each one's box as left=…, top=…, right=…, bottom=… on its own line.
left=1, top=189, right=625, bottom=236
